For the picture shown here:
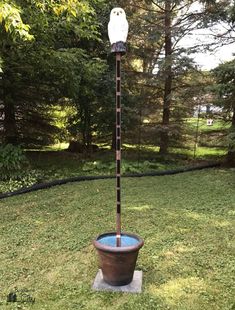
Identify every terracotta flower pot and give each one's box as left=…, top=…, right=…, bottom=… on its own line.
left=93, top=232, right=144, bottom=286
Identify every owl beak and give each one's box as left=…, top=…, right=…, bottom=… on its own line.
left=117, top=12, right=119, bottom=15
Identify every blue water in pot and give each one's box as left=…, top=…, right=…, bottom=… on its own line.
left=97, top=233, right=139, bottom=247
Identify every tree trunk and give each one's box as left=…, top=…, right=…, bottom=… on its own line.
left=2, top=59, right=18, bottom=145
left=159, top=0, right=172, bottom=155
left=3, top=97, right=18, bottom=145
left=226, top=104, right=235, bottom=167
left=85, top=106, right=92, bottom=153
left=81, top=104, right=92, bottom=154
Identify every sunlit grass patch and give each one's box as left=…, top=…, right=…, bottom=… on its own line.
left=126, top=204, right=152, bottom=212
left=193, top=146, right=227, bottom=157
left=186, top=118, right=230, bottom=132
left=169, top=146, right=226, bottom=158
left=149, top=277, right=207, bottom=306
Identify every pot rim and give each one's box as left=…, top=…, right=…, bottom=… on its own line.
left=93, top=231, right=144, bottom=253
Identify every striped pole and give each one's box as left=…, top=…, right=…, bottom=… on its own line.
left=116, top=52, right=121, bottom=247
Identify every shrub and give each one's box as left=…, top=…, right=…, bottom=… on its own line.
left=0, top=169, right=43, bottom=193
left=228, top=130, right=235, bottom=151
left=0, top=144, right=28, bottom=180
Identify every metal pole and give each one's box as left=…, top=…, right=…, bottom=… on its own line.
left=116, top=52, right=121, bottom=247
left=193, top=104, right=201, bottom=159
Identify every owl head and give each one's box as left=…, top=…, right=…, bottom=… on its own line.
left=110, top=7, right=126, bottom=19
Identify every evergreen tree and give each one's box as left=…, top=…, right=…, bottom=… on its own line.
left=213, top=60, right=235, bottom=166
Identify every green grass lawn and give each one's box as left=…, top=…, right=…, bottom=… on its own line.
left=21, top=148, right=187, bottom=186
left=186, top=118, right=230, bottom=132
left=0, top=169, right=234, bottom=309
left=0, top=143, right=225, bottom=194
left=26, top=145, right=224, bottom=180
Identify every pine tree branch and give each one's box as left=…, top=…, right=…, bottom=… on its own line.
left=130, top=2, right=161, bottom=13
left=150, top=0, right=165, bottom=12
left=173, top=12, right=205, bottom=28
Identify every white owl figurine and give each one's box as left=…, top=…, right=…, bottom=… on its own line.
left=108, top=8, right=129, bottom=45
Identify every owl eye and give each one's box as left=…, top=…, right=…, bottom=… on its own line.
left=119, top=11, right=122, bottom=14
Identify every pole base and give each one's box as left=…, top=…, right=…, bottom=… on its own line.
left=92, top=269, right=143, bottom=293
left=111, top=42, right=127, bottom=55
